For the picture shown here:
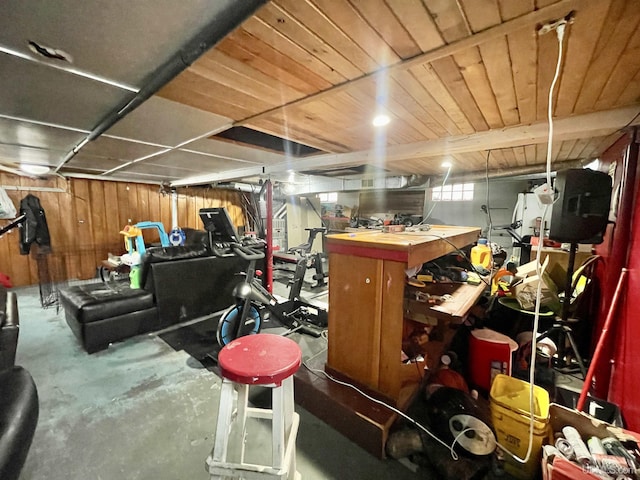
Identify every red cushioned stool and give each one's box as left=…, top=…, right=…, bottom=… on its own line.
left=206, top=334, right=302, bottom=480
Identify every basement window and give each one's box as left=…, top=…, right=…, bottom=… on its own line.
left=318, top=192, right=338, bottom=203
left=432, top=183, right=474, bottom=202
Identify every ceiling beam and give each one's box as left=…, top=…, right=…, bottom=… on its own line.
left=171, top=165, right=266, bottom=187
left=295, top=105, right=640, bottom=170
left=238, top=0, right=590, bottom=127
left=171, top=105, right=640, bottom=186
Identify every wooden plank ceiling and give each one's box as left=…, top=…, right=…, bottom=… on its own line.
left=157, top=0, right=640, bottom=183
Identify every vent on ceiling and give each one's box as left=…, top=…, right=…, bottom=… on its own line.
left=213, top=127, right=323, bottom=156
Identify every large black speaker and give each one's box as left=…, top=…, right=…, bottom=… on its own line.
left=549, top=168, right=612, bottom=244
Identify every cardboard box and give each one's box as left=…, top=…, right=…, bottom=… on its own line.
left=542, top=404, right=640, bottom=480
left=513, top=258, right=561, bottom=313
left=531, top=247, right=593, bottom=291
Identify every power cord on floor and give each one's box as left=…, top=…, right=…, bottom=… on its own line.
left=300, top=324, right=544, bottom=467
left=302, top=334, right=468, bottom=461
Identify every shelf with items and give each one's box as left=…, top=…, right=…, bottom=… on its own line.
left=403, top=280, right=487, bottom=372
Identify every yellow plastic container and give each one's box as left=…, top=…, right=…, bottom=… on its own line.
left=471, top=238, right=492, bottom=269
left=489, top=374, right=550, bottom=480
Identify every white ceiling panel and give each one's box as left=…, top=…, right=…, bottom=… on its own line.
left=183, top=138, right=286, bottom=165
left=123, top=161, right=200, bottom=179
left=65, top=152, right=130, bottom=173
left=0, top=117, right=86, bottom=152
left=0, top=144, right=65, bottom=167
left=104, top=96, right=232, bottom=147
left=141, top=149, right=257, bottom=172
left=82, top=136, right=166, bottom=162
left=110, top=171, right=181, bottom=183
left=0, top=54, right=132, bottom=130
left=0, top=0, right=237, bottom=86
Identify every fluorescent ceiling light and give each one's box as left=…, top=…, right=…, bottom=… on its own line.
left=372, top=114, right=390, bottom=127
left=20, top=164, right=51, bottom=175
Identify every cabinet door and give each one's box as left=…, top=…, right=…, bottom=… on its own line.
left=327, top=253, right=383, bottom=389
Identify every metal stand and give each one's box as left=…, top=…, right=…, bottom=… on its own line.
left=536, top=242, right=587, bottom=377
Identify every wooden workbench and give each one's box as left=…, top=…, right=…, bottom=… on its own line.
left=294, top=225, right=482, bottom=457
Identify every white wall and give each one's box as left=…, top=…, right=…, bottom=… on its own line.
left=285, top=196, right=324, bottom=252
left=283, top=176, right=544, bottom=258
left=423, top=177, right=532, bottom=254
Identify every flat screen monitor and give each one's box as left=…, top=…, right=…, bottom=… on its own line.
left=199, top=207, right=239, bottom=243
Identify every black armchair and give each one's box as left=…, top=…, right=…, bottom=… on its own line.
left=0, top=366, right=39, bottom=480
left=0, top=286, right=18, bottom=371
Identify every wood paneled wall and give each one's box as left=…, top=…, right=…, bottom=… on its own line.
left=0, top=173, right=244, bottom=287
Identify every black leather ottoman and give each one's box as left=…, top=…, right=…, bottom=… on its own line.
left=59, top=282, right=158, bottom=353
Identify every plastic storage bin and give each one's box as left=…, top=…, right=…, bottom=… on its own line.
left=490, top=374, right=550, bottom=480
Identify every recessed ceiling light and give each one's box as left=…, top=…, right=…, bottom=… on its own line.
left=20, top=164, right=51, bottom=175
left=372, top=114, right=390, bottom=127
left=441, top=161, right=452, bottom=168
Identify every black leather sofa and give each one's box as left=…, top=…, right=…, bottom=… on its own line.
left=60, top=244, right=248, bottom=353
left=0, top=286, right=39, bottom=480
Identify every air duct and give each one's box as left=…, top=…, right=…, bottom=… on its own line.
left=442, top=159, right=591, bottom=183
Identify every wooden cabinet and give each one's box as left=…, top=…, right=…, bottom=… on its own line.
left=325, top=225, right=482, bottom=406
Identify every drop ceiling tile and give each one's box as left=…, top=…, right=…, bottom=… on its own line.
left=0, top=0, right=237, bottom=86
left=183, top=138, right=284, bottom=165
left=143, top=149, right=253, bottom=172
left=0, top=117, right=86, bottom=151
left=65, top=152, right=130, bottom=173
left=82, top=136, right=166, bottom=162
left=104, top=96, right=232, bottom=147
left=0, top=144, right=64, bottom=167
left=110, top=171, right=181, bottom=183
left=0, top=54, right=132, bottom=130
left=123, top=161, right=198, bottom=179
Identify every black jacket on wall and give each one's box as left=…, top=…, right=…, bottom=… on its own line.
left=19, top=194, right=51, bottom=255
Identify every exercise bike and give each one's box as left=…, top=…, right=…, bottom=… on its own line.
left=216, top=240, right=327, bottom=347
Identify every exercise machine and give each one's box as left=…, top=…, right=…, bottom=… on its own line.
left=216, top=239, right=327, bottom=346
left=196, top=207, right=326, bottom=350
left=273, top=227, right=328, bottom=289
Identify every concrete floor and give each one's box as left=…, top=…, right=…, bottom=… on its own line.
left=14, top=280, right=424, bottom=480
